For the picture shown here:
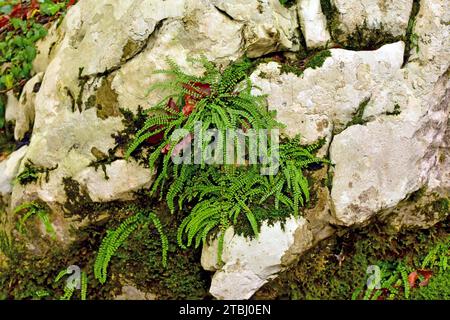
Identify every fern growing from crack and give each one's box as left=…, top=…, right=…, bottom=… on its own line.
left=54, top=268, right=88, bottom=301
left=124, top=57, right=327, bottom=264
left=94, top=210, right=168, bottom=284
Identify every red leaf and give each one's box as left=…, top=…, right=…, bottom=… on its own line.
left=418, top=270, right=433, bottom=287
left=0, top=16, right=9, bottom=29
left=182, top=82, right=211, bottom=99
left=408, top=271, right=418, bottom=288
left=167, top=98, right=179, bottom=113
left=161, top=144, right=171, bottom=155
left=182, top=102, right=196, bottom=117
left=146, top=125, right=165, bottom=145
left=10, top=4, right=27, bottom=19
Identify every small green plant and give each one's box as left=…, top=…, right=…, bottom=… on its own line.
left=13, top=201, right=56, bottom=239
left=421, top=240, right=449, bottom=272
left=305, top=50, right=332, bottom=69
left=353, top=238, right=449, bottom=300
left=94, top=210, right=168, bottom=284
left=54, top=267, right=88, bottom=300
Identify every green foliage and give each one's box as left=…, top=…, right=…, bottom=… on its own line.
left=113, top=215, right=210, bottom=300
left=125, top=57, right=327, bottom=264
left=354, top=237, right=449, bottom=300
left=13, top=201, right=56, bottom=239
left=94, top=210, right=168, bottom=284
left=421, top=239, right=449, bottom=272
left=305, top=50, right=331, bottom=69
left=255, top=222, right=449, bottom=300
left=279, top=0, right=297, bottom=8
left=411, top=271, right=450, bottom=300
left=404, top=0, right=421, bottom=64
left=0, top=19, right=47, bottom=92
left=54, top=269, right=88, bottom=300
left=15, top=160, right=58, bottom=185
left=39, top=0, right=68, bottom=16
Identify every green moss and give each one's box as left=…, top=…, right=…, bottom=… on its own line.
left=433, top=198, right=449, bottom=216
left=16, top=160, right=58, bottom=185
left=411, top=271, right=450, bottom=300
left=305, top=50, right=331, bottom=69
left=404, top=0, right=421, bottom=65
left=340, top=98, right=370, bottom=132
left=279, top=0, right=297, bottom=8
left=386, top=103, right=402, bottom=116
left=121, top=39, right=141, bottom=63
left=254, top=221, right=449, bottom=300
left=113, top=107, right=152, bottom=165
left=280, top=64, right=304, bottom=77
left=110, top=203, right=210, bottom=300
left=408, top=187, right=427, bottom=203
left=0, top=222, right=122, bottom=300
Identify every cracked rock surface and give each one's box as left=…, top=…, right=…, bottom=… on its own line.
left=1, top=0, right=448, bottom=301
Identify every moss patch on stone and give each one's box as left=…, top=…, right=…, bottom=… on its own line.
left=95, top=76, right=120, bottom=120
left=16, top=160, right=58, bottom=185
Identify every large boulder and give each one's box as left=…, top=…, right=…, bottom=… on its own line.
left=330, top=0, right=450, bottom=226
left=250, top=41, right=405, bottom=137
left=330, top=0, right=415, bottom=45
left=202, top=217, right=314, bottom=300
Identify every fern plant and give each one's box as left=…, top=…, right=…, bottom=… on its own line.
left=123, top=57, right=327, bottom=265
left=54, top=268, right=88, bottom=301
left=13, top=202, right=56, bottom=239
left=94, top=210, right=168, bottom=284
left=126, top=57, right=280, bottom=196
left=421, top=238, right=449, bottom=272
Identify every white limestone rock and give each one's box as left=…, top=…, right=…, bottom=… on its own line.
left=0, top=146, right=28, bottom=196
left=331, top=0, right=414, bottom=42
left=297, top=0, right=331, bottom=48
left=202, top=217, right=313, bottom=300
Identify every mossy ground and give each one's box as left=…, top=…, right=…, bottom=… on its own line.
left=254, top=219, right=449, bottom=300
left=0, top=196, right=211, bottom=300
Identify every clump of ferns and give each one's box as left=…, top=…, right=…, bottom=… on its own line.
left=352, top=261, right=412, bottom=301
left=125, top=56, right=280, bottom=188
left=124, top=57, right=327, bottom=264
left=13, top=201, right=56, bottom=240
left=353, top=238, right=449, bottom=300
left=94, top=209, right=168, bottom=285
left=54, top=268, right=88, bottom=301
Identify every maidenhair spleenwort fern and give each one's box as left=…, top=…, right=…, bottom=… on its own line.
left=123, top=57, right=328, bottom=265
left=354, top=238, right=450, bottom=300
left=94, top=210, right=168, bottom=284
left=13, top=202, right=56, bottom=239
left=54, top=268, right=88, bottom=301
left=126, top=57, right=280, bottom=196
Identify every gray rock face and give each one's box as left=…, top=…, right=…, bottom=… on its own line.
left=201, top=217, right=313, bottom=300
left=297, top=0, right=331, bottom=48
left=250, top=42, right=405, bottom=135
left=331, top=0, right=414, bottom=42
left=1, top=0, right=448, bottom=302
left=330, top=0, right=450, bottom=226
